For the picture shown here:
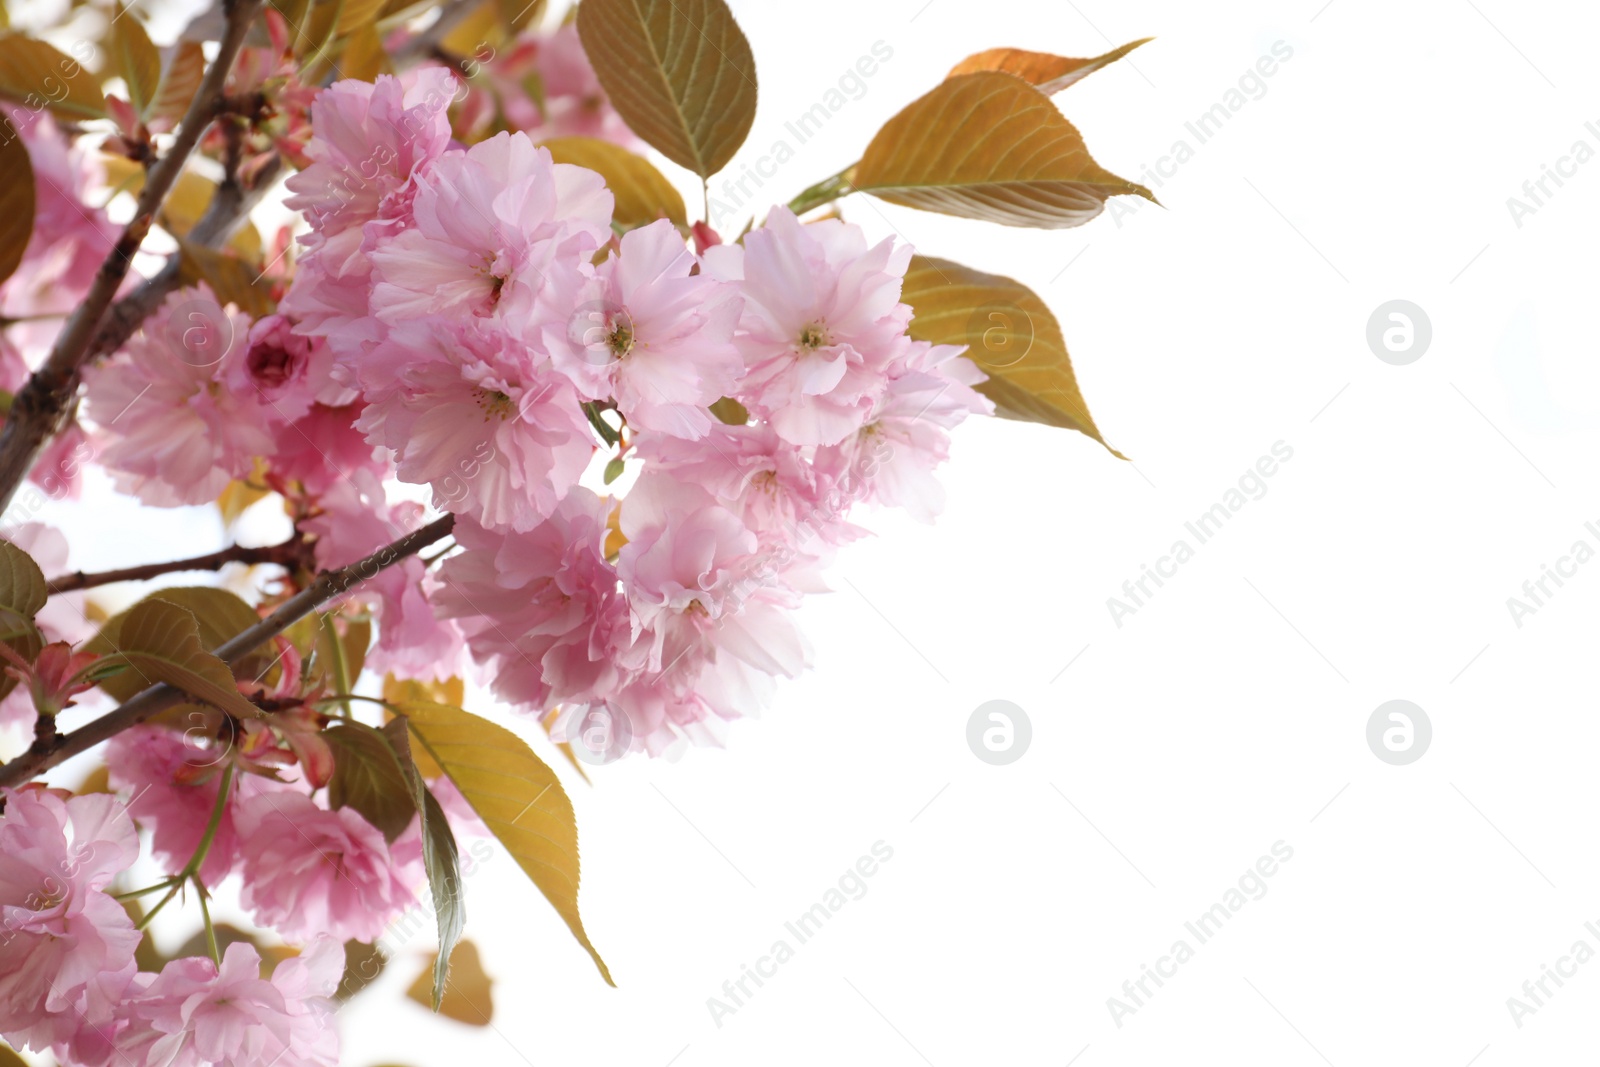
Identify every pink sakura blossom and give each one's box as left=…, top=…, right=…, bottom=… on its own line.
left=432, top=491, right=630, bottom=712
left=367, top=131, right=613, bottom=329
left=282, top=68, right=456, bottom=274
left=233, top=790, right=419, bottom=943
left=705, top=206, right=915, bottom=447
left=304, top=471, right=462, bottom=679
left=614, top=474, right=809, bottom=734
left=266, top=401, right=387, bottom=497
left=818, top=340, right=993, bottom=522
left=0, top=788, right=141, bottom=1061
left=83, top=286, right=274, bottom=506
left=546, top=218, right=743, bottom=438
left=224, top=314, right=336, bottom=424
left=354, top=320, right=595, bottom=533
left=0, top=524, right=91, bottom=737
left=116, top=937, right=342, bottom=1067
left=106, top=725, right=289, bottom=886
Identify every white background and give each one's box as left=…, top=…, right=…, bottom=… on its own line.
left=16, top=0, right=1600, bottom=1064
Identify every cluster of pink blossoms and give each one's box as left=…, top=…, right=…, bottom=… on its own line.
left=82, top=65, right=990, bottom=758
left=0, top=786, right=343, bottom=1066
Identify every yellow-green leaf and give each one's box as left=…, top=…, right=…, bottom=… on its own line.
left=108, top=5, right=162, bottom=116
left=0, top=34, right=106, bottom=120
left=543, top=136, right=685, bottom=229
left=405, top=939, right=494, bottom=1024
left=900, top=254, right=1121, bottom=454
left=0, top=113, right=31, bottom=289
left=93, top=599, right=261, bottom=718
left=851, top=71, right=1153, bottom=229
left=149, top=42, right=206, bottom=127
left=400, top=701, right=613, bottom=985
left=946, top=39, right=1152, bottom=95
left=576, top=0, right=756, bottom=179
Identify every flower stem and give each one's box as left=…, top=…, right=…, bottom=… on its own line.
left=194, top=876, right=220, bottom=966
left=787, top=166, right=857, bottom=217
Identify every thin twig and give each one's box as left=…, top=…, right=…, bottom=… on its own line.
left=0, top=514, right=455, bottom=789
left=46, top=534, right=309, bottom=594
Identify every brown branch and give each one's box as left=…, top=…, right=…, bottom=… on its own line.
left=0, top=514, right=456, bottom=790
left=0, top=0, right=266, bottom=514
left=46, top=534, right=310, bottom=594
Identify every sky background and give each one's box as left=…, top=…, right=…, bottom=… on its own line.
left=12, top=0, right=1600, bottom=1063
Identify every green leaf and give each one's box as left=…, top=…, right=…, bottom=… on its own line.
left=576, top=0, right=757, bottom=179
left=91, top=599, right=262, bottom=719
left=0, top=539, right=47, bottom=702
left=323, top=720, right=419, bottom=843
left=398, top=701, right=613, bottom=985
left=405, top=938, right=494, bottom=1024
left=946, top=39, right=1153, bottom=95
left=383, top=717, right=465, bottom=1011
left=602, top=456, right=624, bottom=484
left=108, top=5, right=162, bottom=116
left=87, top=587, right=276, bottom=700
left=335, top=939, right=387, bottom=1001
left=900, top=254, right=1121, bottom=454
left=542, top=136, right=686, bottom=230
left=0, top=111, right=34, bottom=290
left=0, top=538, right=48, bottom=620
left=851, top=71, right=1154, bottom=229
left=0, top=34, right=107, bottom=120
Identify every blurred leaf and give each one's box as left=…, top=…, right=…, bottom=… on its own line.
left=323, top=720, right=418, bottom=842
left=708, top=396, right=747, bottom=425
left=339, top=21, right=390, bottom=82
left=851, top=72, right=1153, bottom=229
left=0, top=108, right=34, bottom=291
left=335, top=0, right=389, bottom=36
left=543, top=136, right=685, bottom=229
left=495, top=0, right=544, bottom=34
left=406, top=939, right=494, bottom=1025
left=383, top=718, right=464, bottom=1011
left=576, top=0, right=756, bottom=178
left=441, top=0, right=507, bottom=57
left=107, top=162, right=263, bottom=258
left=87, top=587, right=274, bottom=699
left=173, top=922, right=260, bottom=965
left=336, top=939, right=386, bottom=1000
left=297, top=0, right=346, bottom=61
left=399, top=701, right=613, bottom=985
left=108, top=4, right=162, bottom=115
left=900, top=254, right=1120, bottom=453
left=946, top=39, right=1152, bottom=95
left=89, top=598, right=262, bottom=718
left=0, top=34, right=107, bottom=120
left=149, top=41, right=205, bottom=125
left=215, top=473, right=272, bottom=528
left=75, top=763, right=111, bottom=794
left=176, top=239, right=274, bottom=317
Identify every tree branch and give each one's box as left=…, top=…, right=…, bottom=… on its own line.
left=0, top=0, right=266, bottom=514
left=0, top=514, right=456, bottom=790
left=46, top=533, right=310, bottom=594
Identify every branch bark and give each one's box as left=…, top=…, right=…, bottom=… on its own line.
left=0, top=0, right=266, bottom=514
left=46, top=533, right=309, bottom=594
left=0, top=513, right=456, bottom=789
